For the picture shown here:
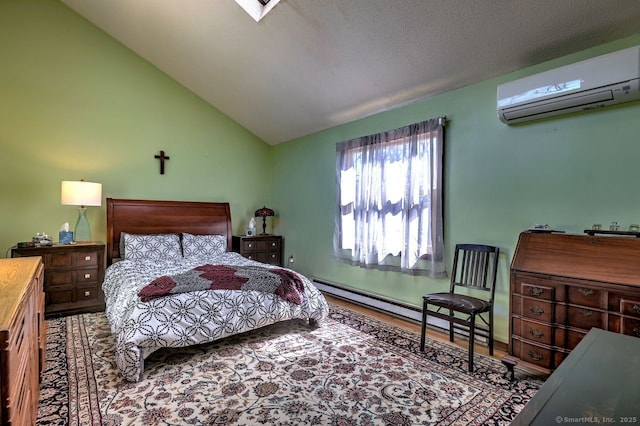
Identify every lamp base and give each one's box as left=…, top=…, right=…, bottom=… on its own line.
left=74, top=207, right=92, bottom=242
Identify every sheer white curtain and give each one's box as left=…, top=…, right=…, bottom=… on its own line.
left=334, top=117, right=446, bottom=277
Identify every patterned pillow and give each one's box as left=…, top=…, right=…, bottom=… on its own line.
left=123, top=233, right=182, bottom=261
left=182, top=233, right=227, bottom=257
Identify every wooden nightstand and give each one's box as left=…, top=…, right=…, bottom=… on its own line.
left=11, top=242, right=106, bottom=317
left=232, top=235, right=283, bottom=266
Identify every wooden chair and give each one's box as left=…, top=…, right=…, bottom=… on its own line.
left=420, top=243, right=499, bottom=372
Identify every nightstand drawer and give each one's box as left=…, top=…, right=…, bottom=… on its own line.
left=248, top=252, right=269, bottom=263
left=267, top=239, right=280, bottom=250
left=49, top=270, right=74, bottom=286
left=75, top=269, right=98, bottom=283
left=50, top=251, right=98, bottom=268
left=75, top=251, right=98, bottom=267
left=50, top=253, right=74, bottom=268
left=242, top=240, right=261, bottom=251
left=76, top=285, right=101, bottom=303
left=267, top=251, right=281, bottom=264
left=47, top=288, right=74, bottom=306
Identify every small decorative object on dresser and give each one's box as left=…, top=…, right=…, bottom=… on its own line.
left=11, top=242, right=106, bottom=317
left=502, top=231, right=640, bottom=380
left=232, top=235, right=283, bottom=266
left=0, top=257, right=45, bottom=425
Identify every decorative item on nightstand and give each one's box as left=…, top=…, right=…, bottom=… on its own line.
left=61, top=179, right=102, bottom=242
left=254, top=206, right=275, bottom=235
left=246, top=217, right=257, bottom=236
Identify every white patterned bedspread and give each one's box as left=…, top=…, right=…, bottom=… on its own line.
left=103, top=252, right=329, bottom=381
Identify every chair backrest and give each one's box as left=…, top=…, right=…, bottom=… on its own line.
left=449, top=243, right=500, bottom=301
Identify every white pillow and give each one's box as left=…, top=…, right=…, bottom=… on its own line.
left=123, top=233, right=181, bottom=261
left=182, top=233, right=227, bottom=257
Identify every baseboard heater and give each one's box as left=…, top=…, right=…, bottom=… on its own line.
left=312, top=277, right=452, bottom=331
left=312, top=277, right=488, bottom=344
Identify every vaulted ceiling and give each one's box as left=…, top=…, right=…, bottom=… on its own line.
left=60, top=0, right=640, bottom=144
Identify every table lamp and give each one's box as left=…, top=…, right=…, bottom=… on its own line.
left=61, top=180, right=102, bottom=242
left=254, top=206, right=275, bottom=235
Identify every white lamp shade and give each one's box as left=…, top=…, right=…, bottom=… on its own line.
left=61, top=181, right=102, bottom=206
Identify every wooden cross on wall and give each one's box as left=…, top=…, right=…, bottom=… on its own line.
left=154, top=150, right=170, bottom=174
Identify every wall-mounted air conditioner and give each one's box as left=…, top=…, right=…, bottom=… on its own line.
left=497, top=45, right=640, bottom=124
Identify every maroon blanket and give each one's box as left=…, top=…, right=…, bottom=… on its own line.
left=138, top=264, right=306, bottom=305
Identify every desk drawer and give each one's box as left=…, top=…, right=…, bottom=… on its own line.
left=513, top=318, right=586, bottom=349
left=566, top=306, right=605, bottom=330
left=520, top=282, right=556, bottom=301
left=620, top=317, right=640, bottom=338
left=567, top=286, right=605, bottom=309
left=521, top=298, right=555, bottom=323
left=511, top=339, right=567, bottom=370
left=516, top=318, right=553, bottom=345
left=620, top=299, right=640, bottom=318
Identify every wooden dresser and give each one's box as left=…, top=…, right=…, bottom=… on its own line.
left=0, top=257, right=45, bottom=425
left=504, top=231, right=640, bottom=378
left=232, top=235, right=283, bottom=266
left=11, top=242, right=105, bottom=317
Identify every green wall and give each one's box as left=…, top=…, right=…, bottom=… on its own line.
left=272, top=34, right=640, bottom=343
left=0, top=0, right=271, bottom=254
left=2, top=1, right=639, bottom=344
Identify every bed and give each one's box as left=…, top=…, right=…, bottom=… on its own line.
left=104, top=198, right=329, bottom=382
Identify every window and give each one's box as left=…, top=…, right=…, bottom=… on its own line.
left=333, top=117, right=446, bottom=277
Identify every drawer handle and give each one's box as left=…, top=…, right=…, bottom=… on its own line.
left=528, top=287, right=543, bottom=296
left=85, top=255, right=92, bottom=261
left=84, top=273, right=92, bottom=279
left=582, top=309, right=593, bottom=317
left=633, top=305, right=640, bottom=315
left=247, top=243, right=253, bottom=248
left=634, top=328, right=640, bottom=337
left=84, top=291, right=91, bottom=297
left=270, top=254, right=276, bottom=258
left=271, top=242, right=276, bottom=247
left=529, top=329, right=544, bottom=339
left=247, top=255, right=253, bottom=259
left=527, top=351, right=543, bottom=361
left=578, top=288, right=594, bottom=296
left=528, top=306, right=544, bottom=316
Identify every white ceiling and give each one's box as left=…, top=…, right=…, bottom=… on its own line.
left=60, top=0, right=640, bottom=145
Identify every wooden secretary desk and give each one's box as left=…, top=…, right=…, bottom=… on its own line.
left=503, top=231, right=640, bottom=379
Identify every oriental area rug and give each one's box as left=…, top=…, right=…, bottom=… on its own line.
left=36, top=304, right=542, bottom=425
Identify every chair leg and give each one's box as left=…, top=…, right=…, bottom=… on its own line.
left=468, top=314, right=475, bottom=372
left=448, top=309, right=454, bottom=343
left=420, top=301, right=428, bottom=352
left=489, top=309, right=494, bottom=356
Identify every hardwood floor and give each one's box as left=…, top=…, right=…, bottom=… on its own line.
left=325, top=295, right=508, bottom=361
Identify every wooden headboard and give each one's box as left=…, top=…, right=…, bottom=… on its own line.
left=106, top=198, right=232, bottom=265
